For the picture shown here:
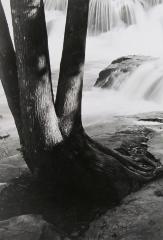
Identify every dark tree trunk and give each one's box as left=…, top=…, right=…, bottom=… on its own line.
left=0, top=1, right=21, bottom=137
left=55, top=0, right=89, bottom=137
left=10, top=0, right=62, bottom=172
left=54, top=0, right=163, bottom=200
left=4, top=0, right=163, bottom=201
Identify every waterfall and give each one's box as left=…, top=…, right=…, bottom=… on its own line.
left=88, top=0, right=145, bottom=34
left=82, top=58, right=163, bottom=120
left=2, top=0, right=163, bottom=117
left=44, top=0, right=163, bottom=33
left=116, top=59, right=163, bottom=105
left=93, top=52, right=163, bottom=106
left=148, top=0, right=163, bottom=5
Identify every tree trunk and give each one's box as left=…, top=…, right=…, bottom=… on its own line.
left=0, top=1, right=21, bottom=137
left=55, top=0, right=89, bottom=137
left=6, top=0, right=163, bottom=201
left=53, top=0, right=162, bottom=200
left=10, top=0, right=62, bottom=172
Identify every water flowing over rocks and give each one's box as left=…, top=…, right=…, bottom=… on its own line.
left=1, top=110, right=163, bottom=239
left=1, top=1, right=163, bottom=239
left=94, top=55, right=163, bottom=106
left=94, top=55, right=154, bottom=89
left=44, top=0, right=163, bottom=33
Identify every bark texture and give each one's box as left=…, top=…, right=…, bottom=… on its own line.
left=53, top=0, right=158, bottom=199
left=10, top=0, right=62, bottom=171
left=6, top=0, right=163, bottom=201
left=55, top=0, right=90, bottom=137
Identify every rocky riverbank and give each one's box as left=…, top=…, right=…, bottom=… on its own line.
left=0, top=104, right=163, bottom=239
left=0, top=55, right=163, bottom=238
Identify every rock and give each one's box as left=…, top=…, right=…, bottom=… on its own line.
left=84, top=179, right=163, bottom=240
left=0, top=215, right=61, bottom=240
left=0, top=164, right=26, bottom=182
left=83, top=118, right=163, bottom=240
left=0, top=154, right=25, bottom=168
left=94, top=55, right=155, bottom=89
left=139, top=118, right=163, bottom=123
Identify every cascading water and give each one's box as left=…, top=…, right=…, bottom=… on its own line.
left=38, top=0, right=163, bottom=122
left=1, top=0, right=163, bottom=125
left=83, top=2, right=163, bottom=121
left=119, top=60, right=163, bottom=104
left=88, top=0, right=145, bottom=33
left=44, top=0, right=163, bottom=33
left=148, top=0, right=163, bottom=5
left=96, top=57, right=163, bottom=105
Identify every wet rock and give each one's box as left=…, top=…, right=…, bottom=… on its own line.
left=83, top=115, right=163, bottom=240
left=139, top=118, right=163, bottom=123
left=0, top=164, right=25, bottom=182
left=94, top=55, right=155, bottom=89
left=0, top=215, right=61, bottom=240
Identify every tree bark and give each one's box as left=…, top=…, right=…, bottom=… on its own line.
left=7, top=0, right=163, bottom=201
left=54, top=0, right=163, bottom=200
left=0, top=1, right=21, bottom=136
left=10, top=0, right=62, bottom=172
left=55, top=0, right=89, bottom=137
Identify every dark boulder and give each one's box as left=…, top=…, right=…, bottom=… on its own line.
left=94, top=55, right=155, bottom=89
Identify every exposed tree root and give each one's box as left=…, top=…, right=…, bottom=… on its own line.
left=35, top=130, right=163, bottom=203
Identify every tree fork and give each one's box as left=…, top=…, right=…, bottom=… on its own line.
left=54, top=0, right=163, bottom=198
left=7, top=0, right=163, bottom=200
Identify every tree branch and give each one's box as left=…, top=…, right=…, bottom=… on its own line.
left=55, top=0, right=90, bottom=137
left=0, top=1, right=21, bottom=136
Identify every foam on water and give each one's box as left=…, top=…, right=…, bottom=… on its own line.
left=82, top=88, right=163, bottom=125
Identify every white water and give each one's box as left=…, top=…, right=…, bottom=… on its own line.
left=1, top=0, right=163, bottom=126
left=44, top=0, right=163, bottom=33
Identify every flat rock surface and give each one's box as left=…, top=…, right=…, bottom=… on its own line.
left=83, top=178, right=163, bottom=240
left=83, top=113, right=163, bottom=240
left=1, top=89, right=163, bottom=239
left=0, top=214, right=61, bottom=240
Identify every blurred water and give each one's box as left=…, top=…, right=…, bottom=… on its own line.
left=1, top=0, right=163, bottom=125
left=44, top=0, right=163, bottom=33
